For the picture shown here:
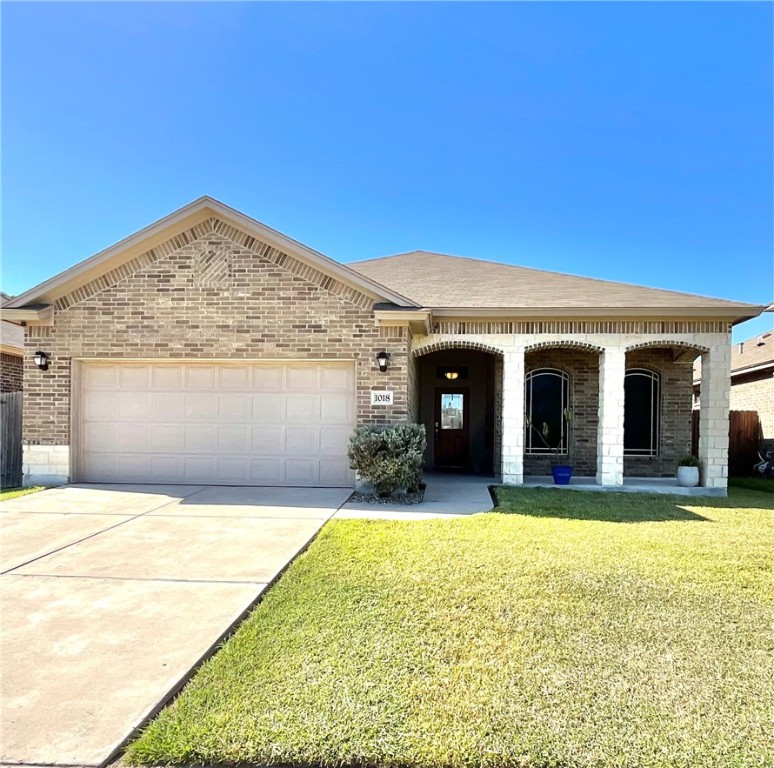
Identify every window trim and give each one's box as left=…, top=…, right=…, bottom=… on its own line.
left=624, top=368, right=661, bottom=457
left=525, top=368, right=570, bottom=455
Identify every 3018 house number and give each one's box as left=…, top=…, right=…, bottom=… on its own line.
left=370, top=390, right=394, bottom=406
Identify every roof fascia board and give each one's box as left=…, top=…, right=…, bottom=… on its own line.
left=0, top=343, right=23, bottom=356
left=430, top=306, right=766, bottom=322
left=374, top=308, right=433, bottom=335
left=7, top=197, right=418, bottom=309
left=730, top=361, right=774, bottom=377
left=1, top=306, right=54, bottom=325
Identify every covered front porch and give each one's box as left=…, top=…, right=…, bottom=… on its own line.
left=411, top=333, right=731, bottom=493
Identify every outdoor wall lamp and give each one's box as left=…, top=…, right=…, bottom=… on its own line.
left=33, top=351, right=50, bottom=371
left=444, top=370, right=460, bottom=380
left=376, top=351, right=390, bottom=373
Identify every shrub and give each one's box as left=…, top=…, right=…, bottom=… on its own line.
left=678, top=454, right=701, bottom=467
left=348, top=423, right=427, bottom=496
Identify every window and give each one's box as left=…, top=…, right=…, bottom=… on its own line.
left=440, top=393, right=464, bottom=430
left=624, top=369, right=660, bottom=456
left=525, top=369, right=569, bottom=454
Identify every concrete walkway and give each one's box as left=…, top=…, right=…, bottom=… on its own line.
left=0, top=484, right=350, bottom=767
left=336, top=473, right=495, bottom=519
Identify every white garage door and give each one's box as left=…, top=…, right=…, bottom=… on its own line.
left=78, top=361, right=355, bottom=487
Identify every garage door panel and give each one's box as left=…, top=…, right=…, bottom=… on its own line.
left=252, top=365, right=283, bottom=390
left=285, top=459, right=316, bottom=485
left=119, top=365, right=149, bottom=388
left=285, top=365, right=319, bottom=390
left=84, top=365, right=117, bottom=388
left=151, top=365, right=183, bottom=388
left=151, top=425, right=185, bottom=453
left=218, top=426, right=250, bottom=453
left=118, top=393, right=149, bottom=421
left=151, top=393, right=185, bottom=421
left=250, top=458, right=283, bottom=484
left=285, top=426, right=319, bottom=455
left=219, top=365, right=250, bottom=389
left=185, top=393, right=217, bottom=420
left=83, top=423, right=115, bottom=452
left=286, top=394, right=319, bottom=422
left=320, top=458, right=351, bottom=486
left=115, top=424, right=150, bottom=452
left=252, top=394, right=283, bottom=421
left=185, top=366, right=217, bottom=389
left=80, top=361, right=355, bottom=486
left=218, top=393, right=250, bottom=421
left=85, top=393, right=116, bottom=421
left=251, top=426, right=283, bottom=453
left=320, top=395, right=352, bottom=425
left=320, top=365, right=353, bottom=391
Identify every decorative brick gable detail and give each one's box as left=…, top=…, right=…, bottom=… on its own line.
left=25, top=229, right=411, bottom=449
left=55, top=217, right=374, bottom=312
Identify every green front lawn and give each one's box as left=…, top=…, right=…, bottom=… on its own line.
left=0, top=486, right=44, bottom=502
left=128, top=488, right=774, bottom=768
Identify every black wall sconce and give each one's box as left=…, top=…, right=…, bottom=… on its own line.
left=33, top=351, right=50, bottom=371
left=376, top=351, right=390, bottom=373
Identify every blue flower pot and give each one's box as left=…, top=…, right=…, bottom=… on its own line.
left=551, top=465, right=573, bottom=485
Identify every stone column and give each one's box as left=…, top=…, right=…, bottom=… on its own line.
left=596, top=347, right=626, bottom=486
left=501, top=347, right=525, bottom=485
left=698, top=345, right=731, bottom=489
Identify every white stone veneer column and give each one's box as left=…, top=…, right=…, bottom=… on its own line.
left=501, top=347, right=525, bottom=485
left=596, top=347, right=626, bottom=486
left=23, top=445, right=70, bottom=487
left=698, top=346, right=731, bottom=489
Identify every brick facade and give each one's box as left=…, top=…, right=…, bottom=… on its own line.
left=729, top=371, right=774, bottom=440
left=24, top=223, right=412, bottom=461
left=1, top=353, right=23, bottom=392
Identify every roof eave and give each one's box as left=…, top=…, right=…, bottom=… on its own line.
left=427, top=305, right=767, bottom=323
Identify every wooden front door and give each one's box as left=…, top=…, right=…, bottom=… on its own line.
left=434, top=388, right=470, bottom=469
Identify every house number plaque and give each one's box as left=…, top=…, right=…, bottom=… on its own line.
left=370, top=390, right=394, bottom=406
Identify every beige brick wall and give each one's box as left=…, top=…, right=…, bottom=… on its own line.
left=24, top=224, right=413, bottom=455
left=730, top=372, right=774, bottom=440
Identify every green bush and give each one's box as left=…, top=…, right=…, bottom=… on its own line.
left=678, top=454, right=701, bottom=467
left=348, top=423, right=426, bottom=496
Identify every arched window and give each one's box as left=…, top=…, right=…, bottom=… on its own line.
left=624, top=369, right=660, bottom=456
left=525, top=368, right=570, bottom=454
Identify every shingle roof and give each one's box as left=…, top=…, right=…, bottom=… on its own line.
left=350, top=251, right=761, bottom=312
left=730, top=332, right=774, bottom=373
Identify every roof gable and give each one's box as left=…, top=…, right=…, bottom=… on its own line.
left=6, top=197, right=417, bottom=310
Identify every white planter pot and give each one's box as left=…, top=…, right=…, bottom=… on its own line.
left=676, top=466, right=700, bottom=488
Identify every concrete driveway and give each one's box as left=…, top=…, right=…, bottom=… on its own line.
left=0, top=483, right=349, bottom=767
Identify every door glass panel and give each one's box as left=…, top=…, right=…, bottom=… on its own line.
left=440, top=393, right=464, bottom=430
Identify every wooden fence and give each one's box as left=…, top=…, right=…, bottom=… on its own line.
left=692, top=409, right=762, bottom=477
left=1, top=391, right=23, bottom=488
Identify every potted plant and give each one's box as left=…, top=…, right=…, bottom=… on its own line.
left=676, top=455, right=701, bottom=487
left=526, top=407, right=574, bottom=485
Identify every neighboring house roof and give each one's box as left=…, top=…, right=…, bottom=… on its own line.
left=0, top=293, right=23, bottom=356
left=693, top=331, right=774, bottom=383
left=350, top=250, right=764, bottom=319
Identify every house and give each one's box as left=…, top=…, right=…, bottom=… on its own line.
left=0, top=293, right=24, bottom=392
left=2, top=197, right=767, bottom=492
left=694, top=331, right=774, bottom=442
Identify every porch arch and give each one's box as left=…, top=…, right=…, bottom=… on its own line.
left=412, top=339, right=504, bottom=358
left=625, top=339, right=709, bottom=354
left=524, top=340, right=604, bottom=354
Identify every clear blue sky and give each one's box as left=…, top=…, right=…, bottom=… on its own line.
left=3, top=2, right=772, bottom=341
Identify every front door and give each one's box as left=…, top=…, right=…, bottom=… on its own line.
left=434, top=389, right=470, bottom=469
